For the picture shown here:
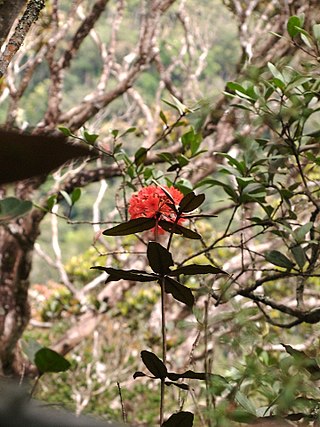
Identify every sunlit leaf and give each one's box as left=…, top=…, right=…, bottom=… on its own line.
left=60, top=190, right=72, bottom=206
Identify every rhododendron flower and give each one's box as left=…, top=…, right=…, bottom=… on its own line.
left=128, top=185, right=185, bottom=234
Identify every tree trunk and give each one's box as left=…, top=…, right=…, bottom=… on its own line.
left=0, top=1, right=27, bottom=48
left=0, top=209, right=43, bottom=375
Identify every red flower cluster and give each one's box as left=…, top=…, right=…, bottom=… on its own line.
left=128, top=185, right=185, bottom=234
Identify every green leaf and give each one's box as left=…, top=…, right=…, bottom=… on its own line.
left=103, top=217, right=156, bottom=236
left=60, top=190, right=72, bottom=206
left=83, top=130, right=99, bottom=144
left=287, top=16, right=302, bottom=38
left=181, top=129, right=202, bottom=156
left=178, top=192, right=205, bottom=213
left=0, top=197, right=33, bottom=222
left=134, top=147, right=147, bottom=166
left=265, top=250, right=295, bottom=270
left=159, top=110, right=168, bottom=125
left=293, top=222, right=313, bottom=243
left=163, top=276, right=194, bottom=307
left=147, top=242, right=174, bottom=275
left=162, top=411, right=194, bottom=427
left=177, top=154, right=189, bottom=168
left=90, top=266, right=154, bottom=283
left=141, top=350, right=167, bottom=379
left=58, top=126, right=72, bottom=137
left=290, top=245, right=307, bottom=269
left=71, top=188, right=81, bottom=204
left=159, top=221, right=201, bottom=239
left=163, top=95, right=190, bottom=115
left=34, top=348, right=71, bottom=374
left=235, top=391, right=256, bottom=416
left=120, top=127, right=136, bottom=137
left=229, top=409, right=257, bottom=424
left=170, top=264, right=225, bottom=276
left=268, top=62, right=284, bottom=82
left=46, top=195, right=57, bottom=211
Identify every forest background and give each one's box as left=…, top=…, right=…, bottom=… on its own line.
left=0, top=0, right=320, bottom=426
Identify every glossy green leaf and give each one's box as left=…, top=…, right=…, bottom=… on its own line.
left=178, top=192, right=205, bottom=213
left=91, top=266, right=154, bottom=283
left=71, top=188, right=81, bottom=204
left=34, top=347, right=71, bottom=374
left=103, top=217, right=156, bottom=236
left=159, top=221, right=201, bottom=239
left=141, top=350, right=167, bottom=379
left=287, top=16, right=302, bottom=38
left=265, top=250, right=295, bottom=269
left=162, top=411, right=194, bottom=427
left=170, top=264, right=225, bottom=276
left=147, top=242, right=174, bottom=275
left=0, top=197, right=33, bottom=222
left=163, top=276, right=194, bottom=307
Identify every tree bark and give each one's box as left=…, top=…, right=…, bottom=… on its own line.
left=0, top=0, right=27, bottom=48
left=0, top=209, right=43, bottom=375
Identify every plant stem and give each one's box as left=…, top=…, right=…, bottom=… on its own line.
left=204, top=299, right=213, bottom=427
left=159, top=277, right=167, bottom=425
